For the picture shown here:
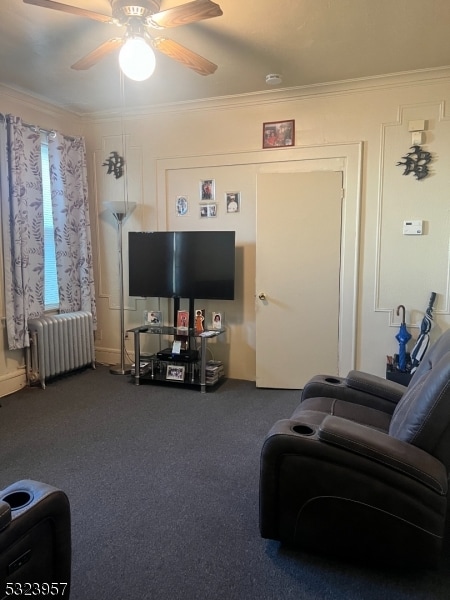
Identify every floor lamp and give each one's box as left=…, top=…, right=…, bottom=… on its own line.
left=104, top=200, right=136, bottom=375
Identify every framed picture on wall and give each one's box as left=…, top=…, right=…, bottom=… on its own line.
left=200, top=203, right=217, bottom=218
left=226, top=192, right=240, bottom=213
left=200, top=179, right=215, bottom=201
left=262, top=120, right=295, bottom=148
left=176, top=195, right=189, bottom=216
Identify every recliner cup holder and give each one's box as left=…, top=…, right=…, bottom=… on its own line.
left=292, top=424, right=315, bottom=436
left=324, top=377, right=341, bottom=384
left=2, top=490, right=33, bottom=510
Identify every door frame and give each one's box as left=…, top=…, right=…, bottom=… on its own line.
left=157, top=142, right=362, bottom=375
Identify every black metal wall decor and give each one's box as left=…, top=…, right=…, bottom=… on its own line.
left=396, top=145, right=432, bottom=180
left=102, top=151, right=125, bottom=179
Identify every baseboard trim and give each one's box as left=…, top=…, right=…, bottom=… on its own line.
left=0, top=368, right=28, bottom=398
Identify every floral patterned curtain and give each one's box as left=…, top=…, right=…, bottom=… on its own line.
left=48, top=132, right=97, bottom=325
left=0, top=115, right=44, bottom=350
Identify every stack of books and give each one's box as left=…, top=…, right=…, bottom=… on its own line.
left=205, top=360, right=224, bottom=385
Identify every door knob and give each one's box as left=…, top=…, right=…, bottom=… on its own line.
left=258, top=293, right=266, bottom=301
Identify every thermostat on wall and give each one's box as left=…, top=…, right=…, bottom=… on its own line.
left=403, top=220, right=423, bottom=235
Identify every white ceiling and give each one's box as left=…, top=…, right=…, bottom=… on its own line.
left=1, top=0, right=450, bottom=116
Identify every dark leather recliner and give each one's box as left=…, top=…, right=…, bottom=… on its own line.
left=259, top=350, right=450, bottom=567
left=0, top=480, right=71, bottom=597
left=300, top=328, right=450, bottom=414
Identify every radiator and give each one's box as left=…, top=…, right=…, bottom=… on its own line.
left=26, top=311, right=95, bottom=388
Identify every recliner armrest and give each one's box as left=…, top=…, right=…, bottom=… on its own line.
left=0, top=480, right=71, bottom=592
left=0, top=501, right=11, bottom=532
left=301, top=373, right=403, bottom=414
left=319, top=415, right=447, bottom=494
left=346, top=370, right=405, bottom=404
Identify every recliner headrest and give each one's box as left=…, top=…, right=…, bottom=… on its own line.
left=389, top=351, right=450, bottom=456
left=409, top=329, right=450, bottom=386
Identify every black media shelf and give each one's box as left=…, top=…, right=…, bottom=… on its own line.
left=128, top=326, right=226, bottom=393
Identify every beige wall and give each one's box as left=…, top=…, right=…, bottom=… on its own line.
left=2, top=69, right=450, bottom=395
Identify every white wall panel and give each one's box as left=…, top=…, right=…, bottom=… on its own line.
left=376, top=101, right=450, bottom=335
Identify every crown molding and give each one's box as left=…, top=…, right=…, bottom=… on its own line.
left=0, top=83, right=83, bottom=121
left=84, top=66, right=450, bottom=122
left=3, top=65, right=450, bottom=124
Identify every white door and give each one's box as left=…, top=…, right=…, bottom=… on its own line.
left=256, top=171, right=343, bottom=389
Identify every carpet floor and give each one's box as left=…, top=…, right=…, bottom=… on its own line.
left=1, top=366, right=450, bottom=600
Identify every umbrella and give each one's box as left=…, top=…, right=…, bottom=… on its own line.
left=395, top=304, right=411, bottom=372
left=410, top=292, right=437, bottom=374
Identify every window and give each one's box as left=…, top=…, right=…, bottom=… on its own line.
left=41, top=138, right=59, bottom=310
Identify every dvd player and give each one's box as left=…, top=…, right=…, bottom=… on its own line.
left=156, top=347, right=199, bottom=362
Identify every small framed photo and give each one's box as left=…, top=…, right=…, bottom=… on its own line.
left=176, top=195, right=189, bottom=216
left=144, top=310, right=163, bottom=326
left=200, top=179, right=215, bottom=201
left=226, top=192, right=240, bottom=213
left=263, top=120, right=295, bottom=148
left=177, top=309, right=189, bottom=329
left=195, top=309, right=205, bottom=332
left=212, top=312, right=223, bottom=329
left=166, top=365, right=185, bottom=381
left=200, top=203, right=217, bottom=218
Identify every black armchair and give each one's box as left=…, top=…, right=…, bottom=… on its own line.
left=300, top=328, right=450, bottom=414
left=0, top=480, right=71, bottom=597
left=259, top=351, right=450, bottom=567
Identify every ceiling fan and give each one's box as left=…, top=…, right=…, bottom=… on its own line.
left=23, top=0, right=223, bottom=80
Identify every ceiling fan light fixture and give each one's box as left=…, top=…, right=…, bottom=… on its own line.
left=119, top=36, right=156, bottom=81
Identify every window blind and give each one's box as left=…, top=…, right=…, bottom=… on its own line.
left=41, top=139, right=59, bottom=309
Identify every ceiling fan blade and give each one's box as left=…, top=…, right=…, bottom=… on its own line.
left=71, top=38, right=123, bottom=70
left=154, top=37, right=217, bottom=75
left=23, top=0, right=114, bottom=24
left=149, top=0, right=222, bottom=29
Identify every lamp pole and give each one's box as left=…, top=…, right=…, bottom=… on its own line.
left=104, top=201, right=136, bottom=375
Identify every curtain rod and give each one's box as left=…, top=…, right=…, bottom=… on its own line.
left=0, top=113, right=78, bottom=141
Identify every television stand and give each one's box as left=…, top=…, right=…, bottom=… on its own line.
left=128, top=325, right=225, bottom=393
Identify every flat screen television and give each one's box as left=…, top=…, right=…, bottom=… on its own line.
left=128, top=231, right=235, bottom=300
